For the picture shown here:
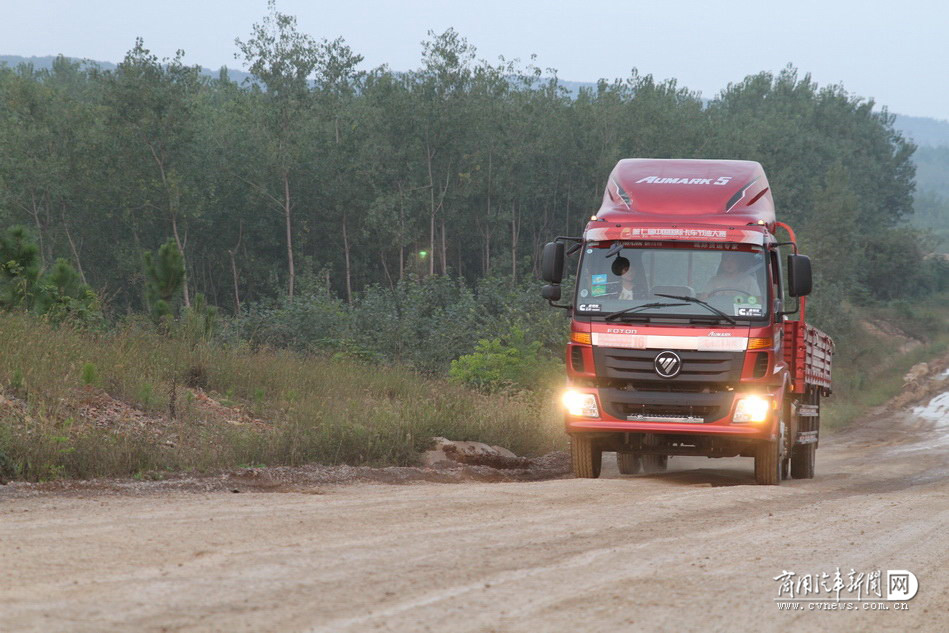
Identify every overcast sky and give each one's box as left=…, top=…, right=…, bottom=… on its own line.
left=2, top=0, right=946, bottom=120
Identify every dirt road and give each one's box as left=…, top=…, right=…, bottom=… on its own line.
left=2, top=392, right=948, bottom=632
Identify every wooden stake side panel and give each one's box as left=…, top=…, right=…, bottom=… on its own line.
left=783, top=321, right=834, bottom=393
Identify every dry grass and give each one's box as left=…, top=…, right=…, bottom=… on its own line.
left=821, top=295, right=949, bottom=431
left=0, top=313, right=565, bottom=481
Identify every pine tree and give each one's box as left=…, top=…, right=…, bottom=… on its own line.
left=0, top=225, right=42, bottom=309
left=144, top=239, right=185, bottom=322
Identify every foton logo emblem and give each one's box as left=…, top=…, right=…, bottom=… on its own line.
left=654, top=351, right=682, bottom=378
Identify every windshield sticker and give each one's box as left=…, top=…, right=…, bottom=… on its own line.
left=579, top=289, right=589, bottom=298
left=747, top=296, right=758, bottom=305
left=591, top=285, right=607, bottom=297
left=586, top=248, right=593, bottom=254
left=735, top=305, right=763, bottom=317
left=591, top=274, right=607, bottom=285
left=577, top=303, right=601, bottom=312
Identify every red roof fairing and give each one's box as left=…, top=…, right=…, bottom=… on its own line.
left=595, top=159, right=776, bottom=230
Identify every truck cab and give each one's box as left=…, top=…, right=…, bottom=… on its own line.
left=540, top=159, right=833, bottom=485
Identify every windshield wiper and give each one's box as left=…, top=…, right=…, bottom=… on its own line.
left=652, top=293, right=738, bottom=325
left=604, top=301, right=689, bottom=321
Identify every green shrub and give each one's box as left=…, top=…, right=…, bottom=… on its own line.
left=449, top=326, right=557, bottom=392
left=81, top=362, right=99, bottom=387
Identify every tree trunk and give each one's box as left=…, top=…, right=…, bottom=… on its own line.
left=283, top=171, right=295, bottom=301
left=427, top=146, right=436, bottom=277
left=398, top=183, right=406, bottom=280
left=381, top=252, right=394, bottom=289
left=485, top=152, right=492, bottom=276
left=342, top=212, right=352, bottom=304
left=29, top=192, right=47, bottom=269
left=511, top=201, right=519, bottom=283
left=61, top=203, right=87, bottom=285
left=565, top=188, right=571, bottom=234
left=170, top=213, right=191, bottom=309
left=228, top=222, right=243, bottom=315
left=440, top=217, right=447, bottom=275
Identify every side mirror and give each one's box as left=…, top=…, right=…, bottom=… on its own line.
left=541, top=242, right=565, bottom=284
left=787, top=254, right=812, bottom=297
left=541, top=284, right=562, bottom=301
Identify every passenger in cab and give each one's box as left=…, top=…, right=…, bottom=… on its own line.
left=612, top=256, right=647, bottom=300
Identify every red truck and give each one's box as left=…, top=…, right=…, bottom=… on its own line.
left=540, top=159, right=833, bottom=485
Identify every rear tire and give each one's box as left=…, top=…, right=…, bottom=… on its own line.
left=754, top=439, right=782, bottom=485
left=791, top=443, right=816, bottom=479
left=617, top=452, right=641, bottom=475
left=791, top=388, right=818, bottom=479
left=571, top=435, right=602, bottom=478
left=641, top=454, right=668, bottom=473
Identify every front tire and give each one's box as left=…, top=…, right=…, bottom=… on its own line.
left=617, top=452, right=641, bottom=475
left=754, top=438, right=782, bottom=485
left=571, top=435, right=602, bottom=478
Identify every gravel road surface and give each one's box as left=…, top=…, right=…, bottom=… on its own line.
left=2, top=394, right=947, bottom=632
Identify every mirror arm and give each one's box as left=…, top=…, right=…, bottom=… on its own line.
left=772, top=240, right=799, bottom=255
left=545, top=283, right=572, bottom=310
left=777, top=297, right=801, bottom=319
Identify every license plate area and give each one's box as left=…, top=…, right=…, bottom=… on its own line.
left=626, top=414, right=705, bottom=424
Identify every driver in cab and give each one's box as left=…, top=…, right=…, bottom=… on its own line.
left=701, top=252, right=761, bottom=299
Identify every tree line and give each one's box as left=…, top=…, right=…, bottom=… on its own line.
left=0, top=3, right=939, bottom=328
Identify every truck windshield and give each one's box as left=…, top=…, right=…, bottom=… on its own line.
left=575, top=243, right=769, bottom=321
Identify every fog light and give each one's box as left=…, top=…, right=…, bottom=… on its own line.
left=734, top=396, right=769, bottom=423
left=562, top=390, right=599, bottom=417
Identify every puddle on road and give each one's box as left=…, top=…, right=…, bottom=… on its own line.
left=891, top=384, right=949, bottom=453
left=913, top=391, right=949, bottom=424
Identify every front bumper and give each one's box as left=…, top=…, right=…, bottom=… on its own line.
left=564, top=387, right=779, bottom=438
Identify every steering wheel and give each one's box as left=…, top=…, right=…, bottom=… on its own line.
left=707, top=288, right=754, bottom=298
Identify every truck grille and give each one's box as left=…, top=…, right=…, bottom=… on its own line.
left=592, top=348, right=743, bottom=385
left=592, top=347, right=742, bottom=422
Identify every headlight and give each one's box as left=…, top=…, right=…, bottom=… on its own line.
left=562, top=390, right=599, bottom=417
left=733, top=396, right=770, bottom=423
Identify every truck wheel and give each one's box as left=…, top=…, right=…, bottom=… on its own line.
left=754, top=439, right=782, bottom=485
left=571, top=435, right=602, bottom=478
left=617, top=452, right=641, bottom=475
left=641, top=454, right=668, bottom=473
left=790, top=444, right=816, bottom=479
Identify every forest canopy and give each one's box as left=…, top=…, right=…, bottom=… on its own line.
left=0, top=4, right=936, bottom=326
